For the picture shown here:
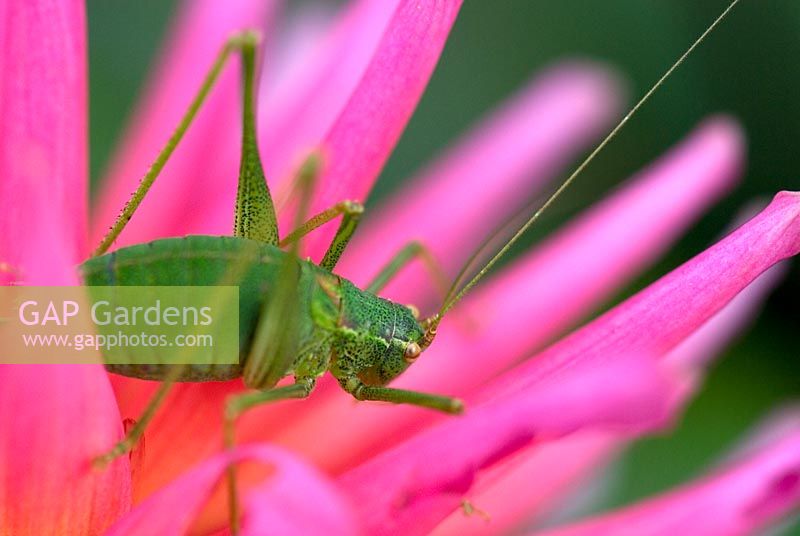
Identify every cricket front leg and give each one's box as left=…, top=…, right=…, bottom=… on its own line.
left=341, top=376, right=464, bottom=414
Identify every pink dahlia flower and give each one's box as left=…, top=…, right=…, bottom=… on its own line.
left=1, top=0, right=799, bottom=534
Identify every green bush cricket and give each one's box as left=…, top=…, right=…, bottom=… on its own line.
left=81, top=1, right=741, bottom=530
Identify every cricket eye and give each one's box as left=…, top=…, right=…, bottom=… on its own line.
left=404, top=342, right=422, bottom=362
left=406, top=304, right=420, bottom=319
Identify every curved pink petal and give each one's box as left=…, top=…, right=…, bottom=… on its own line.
left=663, top=261, right=787, bottom=376
left=435, top=258, right=787, bottom=536
left=0, top=0, right=87, bottom=283
left=418, top=117, right=744, bottom=396
left=0, top=3, right=130, bottom=534
left=341, top=224, right=793, bottom=536
left=271, top=118, right=743, bottom=470
left=0, top=366, right=131, bottom=534
left=486, top=190, right=800, bottom=402
left=259, top=4, right=337, bottom=116
left=259, top=0, right=399, bottom=190
left=240, top=452, right=358, bottom=536
left=424, top=195, right=800, bottom=532
left=421, top=197, right=800, bottom=533
left=337, top=62, right=623, bottom=304
left=535, top=413, right=800, bottom=536
left=295, top=0, right=465, bottom=257
left=432, top=433, right=620, bottom=536
left=339, top=353, right=672, bottom=536
left=90, top=0, right=277, bottom=249
left=105, top=445, right=356, bottom=536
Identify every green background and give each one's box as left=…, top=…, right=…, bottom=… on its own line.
left=86, top=0, right=800, bottom=530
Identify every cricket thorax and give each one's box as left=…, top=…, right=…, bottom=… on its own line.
left=323, top=278, right=425, bottom=386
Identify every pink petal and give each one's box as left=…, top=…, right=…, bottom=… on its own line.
left=240, top=452, right=358, bottom=536
left=434, top=255, right=787, bottom=536
left=105, top=445, right=356, bottom=536
left=0, top=366, right=131, bottom=534
left=90, top=0, right=277, bottom=249
left=337, top=62, right=623, bottom=305
left=293, top=0, right=465, bottom=257
left=535, top=413, right=800, bottom=536
left=487, top=190, right=800, bottom=402
left=271, top=118, right=743, bottom=470
left=432, top=433, right=620, bottom=536
left=0, top=0, right=88, bottom=283
left=341, top=230, right=793, bottom=536
left=0, top=4, right=129, bottom=533
left=259, top=4, right=337, bottom=116
left=425, top=195, right=800, bottom=533
left=423, top=196, right=800, bottom=533
left=258, top=0, right=400, bottom=190
left=339, top=353, right=672, bottom=536
left=419, top=117, right=744, bottom=397
left=663, top=261, right=787, bottom=375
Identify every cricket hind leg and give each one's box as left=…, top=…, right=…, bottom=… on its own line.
left=92, top=30, right=275, bottom=464
left=232, top=33, right=279, bottom=244
left=241, top=153, right=321, bottom=390
left=93, top=31, right=279, bottom=256
left=223, top=378, right=316, bottom=534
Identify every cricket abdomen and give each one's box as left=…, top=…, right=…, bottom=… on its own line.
left=79, top=235, right=323, bottom=382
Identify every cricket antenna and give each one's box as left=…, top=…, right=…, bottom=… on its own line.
left=420, top=0, right=742, bottom=348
